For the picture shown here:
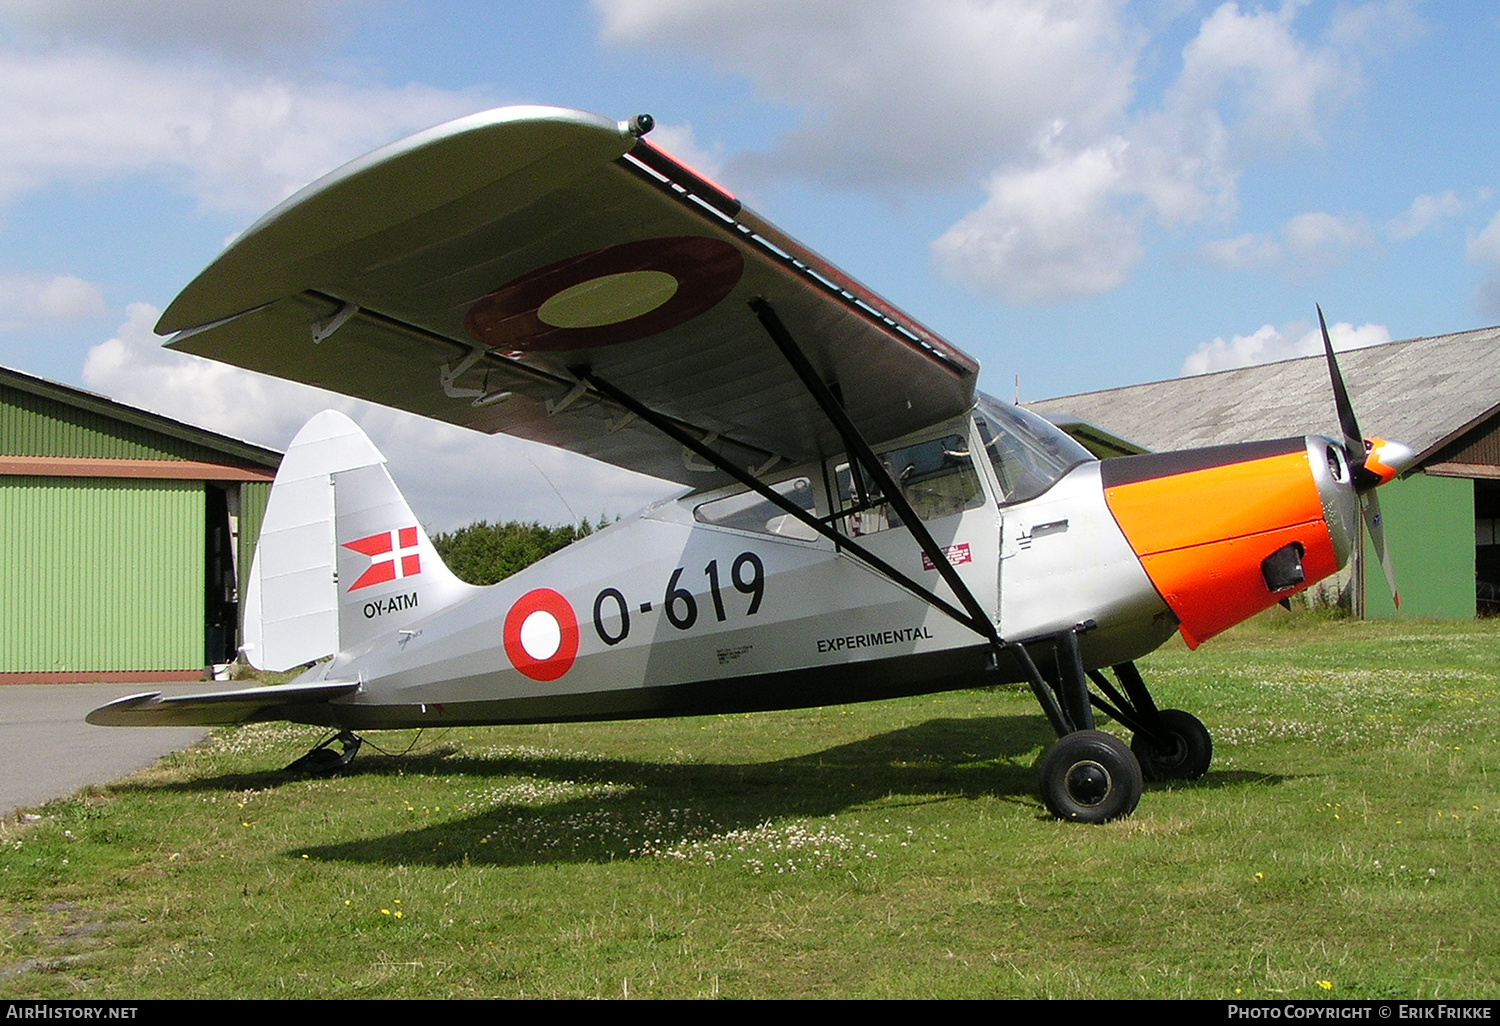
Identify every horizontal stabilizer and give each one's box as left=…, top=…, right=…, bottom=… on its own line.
left=86, top=680, right=360, bottom=727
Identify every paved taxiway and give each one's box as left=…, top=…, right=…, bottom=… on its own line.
left=1, top=684, right=209, bottom=819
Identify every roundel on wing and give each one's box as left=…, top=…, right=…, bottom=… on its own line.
left=464, top=236, right=744, bottom=352
left=503, top=588, right=580, bottom=682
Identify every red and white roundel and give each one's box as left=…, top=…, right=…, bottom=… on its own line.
left=503, top=589, right=579, bottom=682
left=464, top=236, right=744, bottom=352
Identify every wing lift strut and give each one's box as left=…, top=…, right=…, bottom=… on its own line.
left=607, top=146, right=1208, bottom=801
left=744, top=299, right=1172, bottom=760
left=573, top=299, right=1178, bottom=775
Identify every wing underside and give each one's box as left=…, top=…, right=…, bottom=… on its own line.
left=163, top=107, right=980, bottom=485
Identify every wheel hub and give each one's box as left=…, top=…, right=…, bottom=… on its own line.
left=1155, top=734, right=1187, bottom=767
left=1065, top=760, right=1111, bottom=806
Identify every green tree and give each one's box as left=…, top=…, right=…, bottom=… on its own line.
left=431, top=519, right=598, bottom=586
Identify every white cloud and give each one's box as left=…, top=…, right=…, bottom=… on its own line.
left=1467, top=211, right=1500, bottom=319
left=645, top=121, right=725, bottom=181
left=1182, top=318, right=1392, bottom=375
left=1199, top=231, right=1281, bottom=270
left=932, top=139, right=1142, bottom=302
left=1387, top=190, right=1465, bottom=240
left=1467, top=210, right=1500, bottom=266
left=1122, top=3, right=1369, bottom=232
left=1281, top=211, right=1374, bottom=272
left=0, top=0, right=342, bottom=63
left=1200, top=210, right=1372, bottom=276
left=597, top=1, right=1402, bottom=303
left=597, top=0, right=1138, bottom=190
left=0, top=46, right=484, bottom=214
left=1168, top=2, right=1355, bottom=154
left=82, top=305, right=673, bottom=531
left=0, top=272, right=106, bottom=329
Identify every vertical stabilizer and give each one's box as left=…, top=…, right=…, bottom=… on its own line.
left=243, top=411, right=473, bottom=671
left=332, top=451, right=475, bottom=657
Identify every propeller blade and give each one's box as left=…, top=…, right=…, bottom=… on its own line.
left=1318, top=305, right=1364, bottom=463
left=1361, top=489, right=1400, bottom=609
left=1319, top=307, right=1410, bottom=608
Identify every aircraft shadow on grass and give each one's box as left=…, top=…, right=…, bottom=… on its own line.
left=202, top=714, right=1280, bottom=868
left=102, top=712, right=1288, bottom=867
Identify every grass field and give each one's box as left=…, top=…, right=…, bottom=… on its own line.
left=2, top=615, right=1498, bottom=999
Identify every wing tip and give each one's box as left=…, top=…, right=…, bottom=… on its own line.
left=85, top=691, right=166, bottom=726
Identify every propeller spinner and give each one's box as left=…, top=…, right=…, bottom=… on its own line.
left=1317, top=306, right=1415, bottom=607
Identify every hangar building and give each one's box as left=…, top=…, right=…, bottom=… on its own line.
left=1029, top=325, right=1500, bottom=619
left=1, top=366, right=281, bottom=682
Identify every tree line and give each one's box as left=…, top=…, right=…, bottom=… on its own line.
left=430, top=517, right=611, bottom=586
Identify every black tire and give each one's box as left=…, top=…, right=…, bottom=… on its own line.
left=1131, top=709, right=1212, bottom=782
left=1038, top=730, right=1143, bottom=823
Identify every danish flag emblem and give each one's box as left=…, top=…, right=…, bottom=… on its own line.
left=343, top=526, right=422, bottom=591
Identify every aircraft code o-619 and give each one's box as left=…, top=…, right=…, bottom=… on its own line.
left=592, top=552, right=764, bottom=645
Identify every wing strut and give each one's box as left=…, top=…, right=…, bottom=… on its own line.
left=747, top=298, right=1003, bottom=650
left=575, top=368, right=985, bottom=635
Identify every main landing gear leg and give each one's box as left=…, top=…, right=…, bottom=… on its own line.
left=1088, top=662, right=1212, bottom=783
left=285, top=730, right=362, bottom=775
left=1013, top=630, right=1143, bottom=824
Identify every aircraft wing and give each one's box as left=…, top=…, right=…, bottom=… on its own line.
left=161, top=106, right=980, bottom=485
left=85, top=680, right=359, bottom=727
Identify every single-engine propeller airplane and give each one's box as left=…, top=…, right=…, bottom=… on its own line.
left=88, top=106, right=1415, bottom=822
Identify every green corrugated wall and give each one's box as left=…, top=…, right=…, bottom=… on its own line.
left=238, top=480, right=269, bottom=593
left=0, top=477, right=205, bottom=673
left=1363, top=473, right=1474, bottom=619
left=236, top=479, right=270, bottom=646
left=1, top=381, right=239, bottom=463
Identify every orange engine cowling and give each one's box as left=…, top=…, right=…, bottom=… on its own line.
left=1100, top=437, right=1359, bottom=648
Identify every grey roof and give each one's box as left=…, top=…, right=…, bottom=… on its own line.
left=1026, top=325, right=1500, bottom=461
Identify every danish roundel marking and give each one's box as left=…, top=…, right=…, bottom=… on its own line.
left=464, top=236, right=744, bottom=352
left=503, top=588, right=580, bottom=682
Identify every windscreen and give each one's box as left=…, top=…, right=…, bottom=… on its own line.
left=974, top=395, right=1093, bottom=504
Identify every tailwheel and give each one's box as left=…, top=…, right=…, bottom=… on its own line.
left=285, top=730, right=362, bottom=775
left=1038, top=730, right=1143, bottom=823
left=1131, top=709, right=1212, bottom=782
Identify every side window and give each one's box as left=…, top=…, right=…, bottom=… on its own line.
left=834, top=434, right=984, bottom=536
left=694, top=476, right=818, bottom=540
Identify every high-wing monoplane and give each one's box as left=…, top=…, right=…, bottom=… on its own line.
left=88, top=107, right=1415, bottom=822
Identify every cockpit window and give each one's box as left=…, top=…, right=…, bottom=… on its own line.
left=834, top=434, right=984, bottom=536
left=974, top=395, right=1092, bottom=504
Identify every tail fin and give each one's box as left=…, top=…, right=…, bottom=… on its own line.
left=243, top=411, right=474, bottom=671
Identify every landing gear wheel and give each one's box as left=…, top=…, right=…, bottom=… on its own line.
left=1131, top=709, right=1212, bottom=782
left=1038, top=730, right=1143, bottom=823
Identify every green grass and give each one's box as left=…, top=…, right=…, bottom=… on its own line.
left=3, top=615, right=1498, bottom=998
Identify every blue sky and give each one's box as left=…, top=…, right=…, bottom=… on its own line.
left=1, top=1, right=1497, bottom=528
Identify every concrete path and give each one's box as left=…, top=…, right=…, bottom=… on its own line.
left=1, top=683, right=211, bottom=819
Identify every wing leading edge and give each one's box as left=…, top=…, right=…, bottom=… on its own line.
left=162, top=106, right=980, bottom=485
